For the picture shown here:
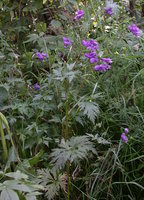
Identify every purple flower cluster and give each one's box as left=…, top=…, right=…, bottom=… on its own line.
left=82, top=39, right=99, bottom=51
left=121, top=128, right=129, bottom=143
left=74, top=10, right=84, bottom=21
left=36, top=52, right=47, bottom=61
left=84, top=52, right=98, bottom=63
left=104, top=7, right=113, bottom=16
left=63, top=37, right=72, bottom=48
left=82, top=39, right=112, bottom=72
left=82, top=39, right=99, bottom=64
left=94, top=63, right=111, bottom=72
left=93, top=56, right=113, bottom=72
left=128, top=24, right=141, bottom=38
left=34, top=83, right=40, bottom=90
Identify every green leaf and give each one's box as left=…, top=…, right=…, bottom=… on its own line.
left=78, top=101, right=99, bottom=124
left=58, top=14, right=67, bottom=21
left=6, top=170, right=28, bottom=180
left=37, top=169, right=66, bottom=200
left=50, top=136, right=96, bottom=169
left=33, top=0, right=43, bottom=9
left=51, top=20, right=62, bottom=28
left=0, top=86, right=8, bottom=108
left=86, top=133, right=111, bottom=145
left=25, top=195, right=37, bottom=200
left=24, top=34, right=39, bottom=44
left=5, top=147, right=18, bottom=170
left=68, top=0, right=77, bottom=4
left=28, top=150, right=44, bottom=166
left=35, top=22, right=47, bottom=33
left=0, top=189, right=19, bottom=200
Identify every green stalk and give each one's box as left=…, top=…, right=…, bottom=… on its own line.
left=0, top=119, right=8, bottom=160
left=7, top=128, right=21, bottom=162
left=67, top=160, right=70, bottom=200
left=65, top=99, right=69, bottom=140
left=65, top=79, right=69, bottom=140
left=65, top=79, right=70, bottom=200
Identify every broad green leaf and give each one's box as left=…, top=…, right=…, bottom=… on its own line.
left=0, top=189, right=19, bottom=200
left=29, top=150, right=44, bottom=166
left=26, top=195, right=36, bottom=200
left=6, top=171, right=28, bottom=180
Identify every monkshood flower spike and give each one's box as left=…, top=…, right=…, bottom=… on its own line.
left=128, top=24, right=141, bottom=38
left=104, top=7, right=113, bottom=16
left=63, top=37, right=72, bottom=48
left=74, top=10, right=84, bottom=21
left=36, top=52, right=47, bottom=61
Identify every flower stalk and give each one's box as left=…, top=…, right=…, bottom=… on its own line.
left=64, top=79, right=70, bottom=200
left=0, top=119, right=8, bottom=160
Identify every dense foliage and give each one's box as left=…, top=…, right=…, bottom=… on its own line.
left=0, top=0, right=144, bottom=199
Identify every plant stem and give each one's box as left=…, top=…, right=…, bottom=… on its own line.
left=7, top=128, right=21, bottom=162
left=65, top=79, right=70, bottom=200
left=67, top=160, right=70, bottom=200
left=0, top=120, right=8, bottom=160
left=65, top=79, right=69, bottom=140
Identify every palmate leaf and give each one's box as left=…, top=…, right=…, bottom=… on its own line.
left=0, top=171, right=43, bottom=200
left=78, top=101, right=99, bottom=124
left=50, top=136, right=96, bottom=169
left=86, top=133, right=111, bottom=145
left=37, top=169, right=66, bottom=200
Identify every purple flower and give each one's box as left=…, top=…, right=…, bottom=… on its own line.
left=104, top=7, right=113, bottom=16
left=74, top=10, right=84, bottom=20
left=87, top=40, right=99, bottom=51
left=36, top=52, right=43, bottom=61
left=94, top=64, right=111, bottom=72
left=84, top=52, right=98, bottom=63
left=34, top=83, right=40, bottom=90
left=82, top=40, right=88, bottom=47
left=128, top=24, right=141, bottom=38
left=121, top=132, right=128, bottom=143
left=82, top=39, right=99, bottom=51
left=101, top=58, right=112, bottom=64
left=124, top=128, right=129, bottom=134
left=84, top=52, right=96, bottom=58
left=63, top=37, right=72, bottom=48
left=36, top=52, right=47, bottom=61
left=90, top=57, right=99, bottom=63
left=41, top=53, right=47, bottom=58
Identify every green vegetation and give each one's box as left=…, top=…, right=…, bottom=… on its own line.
left=0, top=0, right=144, bottom=199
